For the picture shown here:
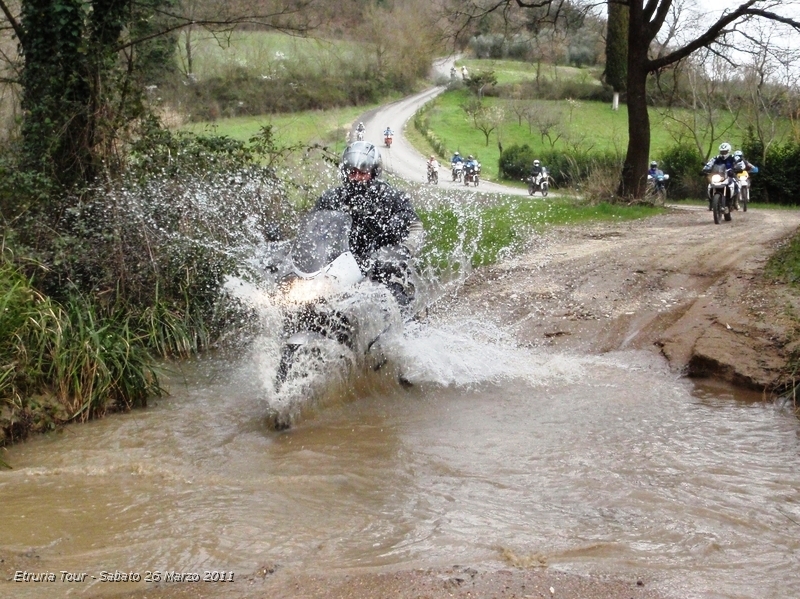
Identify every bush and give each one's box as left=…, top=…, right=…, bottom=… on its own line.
left=659, top=143, right=705, bottom=200
left=742, top=136, right=800, bottom=205
left=499, top=144, right=621, bottom=189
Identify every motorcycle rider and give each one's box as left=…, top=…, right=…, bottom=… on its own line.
left=356, top=121, right=366, bottom=140
left=731, top=150, right=757, bottom=210
left=451, top=151, right=464, bottom=165
left=732, top=149, right=756, bottom=172
left=313, top=141, right=424, bottom=306
left=530, top=159, right=546, bottom=180
left=427, top=154, right=439, bottom=182
left=464, top=154, right=480, bottom=181
left=702, top=142, right=737, bottom=212
left=383, top=126, right=394, bottom=137
left=647, top=160, right=666, bottom=192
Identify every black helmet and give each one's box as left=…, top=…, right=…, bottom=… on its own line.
left=340, top=141, right=382, bottom=183
left=650, top=161, right=657, bottom=168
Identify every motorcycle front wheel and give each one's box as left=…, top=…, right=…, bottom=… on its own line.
left=712, top=194, right=722, bottom=224
left=741, top=186, right=749, bottom=212
left=541, top=183, right=549, bottom=197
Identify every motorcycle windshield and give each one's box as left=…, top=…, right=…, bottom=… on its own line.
left=291, top=211, right=353, bottom=274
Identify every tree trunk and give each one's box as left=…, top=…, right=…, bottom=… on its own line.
left=618, top=1, right=650, bottom=199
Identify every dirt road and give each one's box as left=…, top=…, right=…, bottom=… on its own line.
left=435, top=203, right=800, bottom=392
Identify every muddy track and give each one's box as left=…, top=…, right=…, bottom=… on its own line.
left=431, top=204, right=800, bottom=392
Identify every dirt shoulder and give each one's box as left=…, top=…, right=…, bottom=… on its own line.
left=433, top=203, right=800, bottom=394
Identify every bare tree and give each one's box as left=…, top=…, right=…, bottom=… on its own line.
left=462, top=98, right=505, bottom=145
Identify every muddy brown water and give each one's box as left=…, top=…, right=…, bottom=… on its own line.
left=3, top=315, right=800, bottom=599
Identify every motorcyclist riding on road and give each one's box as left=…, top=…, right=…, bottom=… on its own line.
left=531, top=159, right=544, bottom=177
left=313, top=141, right=424, bottom=306
left=703, top=142, right=738, bottom=211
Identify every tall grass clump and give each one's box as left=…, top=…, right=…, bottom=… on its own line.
left=0, top=250, right=163, bottom=446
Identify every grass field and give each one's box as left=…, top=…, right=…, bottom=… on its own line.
left=180, top=104, right=381, bottom=153
left=454, top=57, right=603, bottom=87
left=419, top=89, right=690, bottom=170
left=177, top=30, right=363, bottom=80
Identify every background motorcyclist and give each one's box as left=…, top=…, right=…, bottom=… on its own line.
left=451, top=151, right=463, bottom=165
left=313, top=141, right=424, bottom=306
left=648, top=160, right=666, bottom=190
left=732, top=150, right=756, bottom=173
left=531, top=159, right=545, bottom=177
left=356, top=121, right=366, bottom=141
left=731, top=150, right=757, bottom=210
left=702, top=142, right=738, bottom=211
left=383, top=126, right=394, bottom=138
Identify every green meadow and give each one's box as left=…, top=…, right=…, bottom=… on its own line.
left=177, top=30, right=365, bottom=80
left=454, top=57, right=604, bottom=87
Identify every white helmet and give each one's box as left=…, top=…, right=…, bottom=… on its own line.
left=340, top=141, right=382, bottom=183
left=733, top=150, right=743, bottom=159
left=533, top=160, right=540, bottom=166
left=719, top=142, right=731, bottom=155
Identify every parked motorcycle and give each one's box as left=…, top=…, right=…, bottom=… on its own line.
left=526, top=168, right=549, bottom=196
left=464, top=162, right=480, bottom=186
left=271, top=210, right=408, bottom=427
left=427, top=160, right=439, bottom=184
left=705, top=164, right=734, bottom=224
left=451, top=162, right=463, bottom=183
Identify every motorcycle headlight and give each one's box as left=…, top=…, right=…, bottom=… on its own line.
left=283, top=277, right=333, bottom=304
left=711, top=174, right=724, bottom=184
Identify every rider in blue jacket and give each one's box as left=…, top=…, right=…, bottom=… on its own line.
left=702, top=142, right=737, bottom=210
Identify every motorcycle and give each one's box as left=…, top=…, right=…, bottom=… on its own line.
left=384, top=134, right=393, bottom=148
left=427, top=160, right=439, bottom=184
left=451, top=161, right=463, bottom=183
left=734, top=164, right=758, bottom=212
left=646, top=171, right=669, bottom=202
left=356, top=129, right=365, bottom=141
left=526, top=169, right=549, bottom=196
left=464, top=162, right=480, bottom=186
left=271, top=210, right=408, bottom=427
left=705, top=164, right=734, bottom=224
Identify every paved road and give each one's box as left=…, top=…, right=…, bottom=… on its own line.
left=351, top=62, right=534, bottom=197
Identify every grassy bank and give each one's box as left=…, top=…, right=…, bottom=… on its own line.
left=419, top=196, right=662, bottom=270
